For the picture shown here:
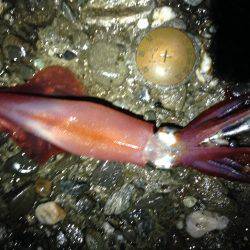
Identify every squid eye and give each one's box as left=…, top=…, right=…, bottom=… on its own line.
left=136, top=27, right=197, bottom=86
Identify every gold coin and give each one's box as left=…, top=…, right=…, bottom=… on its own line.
left=136, top=27, right=197, bottom=86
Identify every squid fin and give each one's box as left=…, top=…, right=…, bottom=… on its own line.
left=1, top=66, right=86, bottom=96
left=0, top=66, right=86, bottom=163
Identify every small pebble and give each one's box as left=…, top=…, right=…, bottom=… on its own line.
left=3, top=152, right=38, bottom=175
left=35, top=178, right=52, bottom=197
left=35, top=201, right=66, bottom=225
left=75, top=196, right=94, bottom=214
left=186, top=210, right=229, bottom=238
left=102, top=222, right=115, bottom=235
left=56, top=231, right=67, bottom=248
left=0, top=132, right=8, bottom=145
left=152, top=7, right=176, bottom=28
left=6, top=183, right=36, bottom=220
left=0, top=1, right=5, bottom=16
left=137, top=18, right=149, bottom=29
left=183, top=196, right=197, bottom=208
left=65, top=224, right=84, bottom=244
left=33, top=58, right=45, bottom=70
left=104, top=184, right=135, bottom=215
left=176, top=220, right=184, bottom=230
left=196, top=52, right=212, bottom=83
left=60, top=180, right=90, bottom=196
left=63, top=50, right=77, bottom=60
left=184, top=0, right=203, bottom=7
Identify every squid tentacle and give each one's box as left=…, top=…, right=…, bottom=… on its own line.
left=191, top=160, right=250, bottom=183
left=175, top=95, right=250, bottom=182
left=186, top=94, right=249, bottom=129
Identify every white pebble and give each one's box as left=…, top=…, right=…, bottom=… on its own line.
left=200, top=52, right=212, bottom=74
left=196, top=52, right=212, bottom=83
left=186, top=211, right=229, bottom=238
left=152, top=7, right=176, bottom=28
left=137, top=18, right=149, bottom=29
left=183, top=196, right=197, bottom=208
left=35, top=201, right=66, bottom=225
left=102, top=222, right=115, bottom=235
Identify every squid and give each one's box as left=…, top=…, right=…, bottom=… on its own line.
left=0, top=66, right=249, bottom=183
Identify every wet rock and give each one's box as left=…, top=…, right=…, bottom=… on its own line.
left=104, top=184, right=135, bottom=215
left=0, top=223, right=8, bottom=241
left=126, top=208, right=146, bottom=224
left=5, top=183, right=36, bottom=220
left=2, top=35, right=31, bottom=62
left=64, top=224, right=84, bottom=245
left=91, top=162, right=123, bottom=188
left=10, top=20, right=38, bottom=44
left=88, top=40, right=127, bottom=86
left=16, top=0, right=55, bottom=26
left=0, top=49, right=3, bottom=71
left=60, top=180, right=90, bottom=196
left=136, top=193, right=166, bottom=212
left=0, top=132, right=8, bottom=145
left=151, top=85, right=187, bottom=111
left=56, top=231, right=68, bottom=248
left=138, top=86, right=151, bottom=102
left=85, top=0, right=153, bottom=10
left=191, top=177, right=232, bottom=211
left=0, top=20, right=10, bottom=44
left=86, top=230, right=104, bottom=250
left=0, top=1, right=5, bottom=16
left=137, top=218, right=154, bottom=238
left=35, top=178, right=52, bottom=197
left=186, top=210, right=229, bottom=238
left=176, top=219, right=184, bottom=230
left=9, top=63, right=35, bottom=81
left=83, top=0, right=154, bottom=27
left=33, top=58, right=45, bottom=70
left=144, top=110, right=157, bottom=121
left=38, top=16, right=89, bottom=57
left=61, top=0, right=86, bottom=20
left=61, top=1, right=77, bottom=23
left=183, top=196, right=197, bottom=208
left=0, top=197, right=8, bottom=221
left=184, top=0, right=203, bottom=7
left=102, top=222, right=115, bottom=236
left=106, top=232, right=126, bottom=249
left=35, top=201, right=66, bottom=225
left=62, top=50, right=77, bottom=60
left=137, top=18, right=149, bottom=29
left=3, top=152, right=38, bottom=175
left=151, top=6, right=176, bottom=28
left=75, top=196, right=95, bottom=214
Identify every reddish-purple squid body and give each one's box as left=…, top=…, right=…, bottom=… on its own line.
left=0, top=66, right=249, bottom=183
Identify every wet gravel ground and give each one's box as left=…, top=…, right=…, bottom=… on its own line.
left=0, top=0, right=249, bottom=249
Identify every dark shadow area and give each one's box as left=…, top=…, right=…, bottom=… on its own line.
left=210, top=0, right=250, bottom=86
